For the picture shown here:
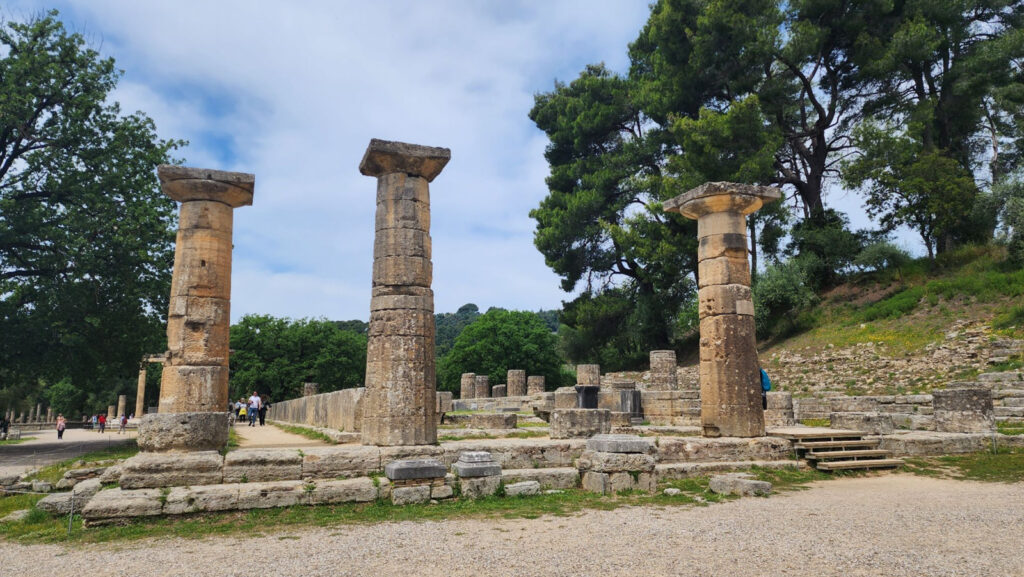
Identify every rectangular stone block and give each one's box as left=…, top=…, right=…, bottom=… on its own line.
left=367, top=308, right=435, bottom=337
left=223, top=449, right=302, bottom=483
left=586, top=434, right=654, bottom=454
left=237, top=481, right=306, bottom=509
left=527, top=376, right=546, bottom=395
left=698, top=284, right=754, bottom=319
left=370, top=293, right=434, bottom=312
left=696, top=211, right=745, bottom=239
left=157, top=365, right=230, bottom=413
left=577, top=450, right=656, bottom=473
left=82, top=488, right=163, bottom=523
left=391, top=485, right=431, bottom=505
left=549, top=409, right=611, bottom=439
left=554, top=387, right=577, bottom=409
left=384, top=458, right=447, bottom=481
left=698, top=233, right=748, bottom=260
left=698, top=255, right=751, bottom=288
left=492, top=384, right=507, bottom=398
left=373, top=228, right=431, bottom=259
left=375, top=186, right=430, bottom=233
left=119, top=451, right=224, bottom=489
left=300, top=446, right=381, bottom=479
left=309, top=478, right=378, bottom=505
left=501, top=467, right=580, bottom=490
left=371, top=255, right=432, bottom=288
left=164, top=484, right=240, bottom=515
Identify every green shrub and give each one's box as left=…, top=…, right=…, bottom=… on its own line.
left=857, top=286, right=925, bottom=322
left=854, top=242, right=911, bottom=279
left=753, top=259, right=818, bottom=338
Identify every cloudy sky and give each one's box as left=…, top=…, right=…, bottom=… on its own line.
left=6, top=2, right=899, bottom=323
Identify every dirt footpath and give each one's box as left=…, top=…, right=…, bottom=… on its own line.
left=3, top=474, right=1022, bottom=577
left=233, top=422, right=328, bottom=448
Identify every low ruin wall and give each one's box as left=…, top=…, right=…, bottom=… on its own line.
left=267, top=388, right=365, bottom=432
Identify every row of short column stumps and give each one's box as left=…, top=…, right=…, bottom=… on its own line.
left=384, top=434, right=661, bottom=505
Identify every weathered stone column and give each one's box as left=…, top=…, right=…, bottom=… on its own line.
left=35, top=403, right=42, bottom=422
left=45, top=407, right=52, bottom=423
left=135, top=364, right=147, bottom=418
left=664, top=182, right=780, bottom=437
left=527, top=375, right=546, bottom=396
left=117, top=395, right=127, bottom=418
left=507, top=370, right=527, bottom=397
left=359, top=139, right=450, bottom=446
left=460, top=373, right=476, bottom=400
left=649, top=350, right=678, bottom=391
left=141, top=166, right=254, bottom=452
left=474, top=375, right=490, bottom=399
left=303, top=383, right=319, bottom=397
left=107, top=405, right=116, bottom=420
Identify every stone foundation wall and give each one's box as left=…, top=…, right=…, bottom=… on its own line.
left=267, top=388, right=365, bottom=432
left=794, top=394, right=934, bottom=422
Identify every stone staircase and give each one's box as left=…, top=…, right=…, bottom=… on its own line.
left=989, top=338, right=1024, bottom=365
left=771, top=427, right=904, bottom=472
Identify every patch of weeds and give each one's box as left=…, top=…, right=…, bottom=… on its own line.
left=504, top=431, right=547, bottom=439
left=0, top=438, right=27, bottom=445
left=993, top=303, right=1024, bottom=330
left=800, top=418, right=831, bottom=428
left=997, top=421, right=1024, bottom=436
left=904, top=447, right=1024, bottom=482
left=438, top=433, right=496, bottom=441
left=158, top=488, right=170, bottom=506
left=516, top=421, right=549, bottom=428
left=747, top=465, right=830, bottom=491
left=272, top=423, right=336, bottom=445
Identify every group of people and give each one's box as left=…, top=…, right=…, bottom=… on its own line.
left=232, top=391, right=269, bottom=427
left=85, top=413, right=130, bottom=434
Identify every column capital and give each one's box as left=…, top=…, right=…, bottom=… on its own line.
left=664, top=181, right=781, bottom=220
left=359, top=139, right=451, bottom=182
left=158, top=165, right=254, bottom=207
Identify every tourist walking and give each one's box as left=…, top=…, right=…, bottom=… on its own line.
left=90, top=414, right=98, bottom=431
left=258, top=394, right=269, bottom=426
left=760, top=366, right=772, bottom=410
left=118, top=413, right=128, bottom=434
left=237, top=398, right=248, bottom=425
left=56, top=414, right=66, bottom=439
left=97, top=413, right=106, bottom=434
left=247, top=391, right=261, bottom=427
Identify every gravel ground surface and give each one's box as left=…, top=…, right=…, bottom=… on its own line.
left=3, top=474, right=1022, bottom=576
left=0, top=429, right=135, bottom=477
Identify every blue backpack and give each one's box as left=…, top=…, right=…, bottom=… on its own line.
left=760, top=369, right=772, bottom=392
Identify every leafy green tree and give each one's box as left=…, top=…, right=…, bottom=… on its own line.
left=434, top=303, right=481, bottom=358
left=229, top=315, right=367, bottom=403
left=0, top=12, right=182, bottom=412
left=854, top=242, right=912, bottom=281
left=752, top=259, right=818, bottom=338
left=437, top=309, right=563, bottom=392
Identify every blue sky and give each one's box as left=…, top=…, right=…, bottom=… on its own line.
left=6, top=2, right=910, bottom=322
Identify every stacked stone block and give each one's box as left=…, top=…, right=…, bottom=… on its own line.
left=664, top=182, right=780, bottom=437
left=764, top=391, right=795, bottom=427
left=359, top=140, right=449, bottom=446
left=527, top=375, right=546, bottom=396
left=507, top=370, right=527, bottom=397
left=474, top=375, right=490, bottom=399
left=385, top=459, right=451, bottom=504
left=550, top=409, right=611, bottom=439
left=578, top=435, right=656, bottom=494
left=649, top=350, right=678, bottom=391
left=460, top=373, right=476, bottom=399
left=453, top=451, right=502, bottom=499
left=492, top=385, right=507, bottom=398
left=933, top=386, right=994, bottom=433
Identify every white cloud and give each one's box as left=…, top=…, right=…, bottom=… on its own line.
left=12, top=1, right=649, bottom=321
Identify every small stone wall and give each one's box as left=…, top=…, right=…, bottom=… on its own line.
left=266, top=388, right=365, bottom=432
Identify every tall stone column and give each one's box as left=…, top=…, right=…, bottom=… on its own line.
left=664, top=182, right=780, bottom=437
left=507, top=370, right=527, bottom=397
left=359, top=139, right=450, bottom=446
left=135, top=364, right=147, bottom=418
left=474, top=375, right=490, bottom=399
left=46, top=407, right=52, bottom=422
left=35, top=403, right=42, bottom=422
left=460, top=373, right=476, bottom=400
left=140, top=166, right=254, bottom=452
left=107, top=405, right=116, bottom=420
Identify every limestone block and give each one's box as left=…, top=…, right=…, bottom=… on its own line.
left=167, top=228, right=234, bottom=300
left=766, top=392, right=793, bottom=410
left=157, top=366, right=231, bottom=414
left=360, top=139, right=451, bottom=182
left=371, top=256, right=432, bottom=288
left=698, top=256, right=751, bottom=288
left=504, top=481, right=540, bottom=497
left=440, top=439, right=585, bottom=470
left=460, top=373, right=476, bottom=399
left=576, top=450, right=655, bottom=474
left=31, top=481, right=52, bottom=493
left=577, top=364, right=601, bottom=387
left=527, top=376, right=546, bottom=395
left=610, top=471, right=657, bottom=493
left=474, top=375, right=490, bottom=399
left=697, top=232, right=748, bottom=260
left=935, top=411, right=995, bottom=433
left=391, top=485, right=431, bottom=505
left=82, top=488, right=163, bottom=523
left=492, top=385, right=507, bottom=398
left=384, top=459, right=447, bottom=481
left=549, top=409, right=611, bottom=439
left=467, top=413, right=515, bottom=430
left=581, top=471, right=610, bottom=494
left=237, top=481, right=306, bottom=510
left=373, top=227, right=431, bottom=259
left=586, top=434, right=654, bottom=454
left=300, top=446, right=381, bottom=479
left=501, top=468, right=579, bottom=490
left=709, top=473, right=771, bottom=497
left=436, top=391, right=453, bottom=414
left=655, top=437, right=791, bottom=464
left=36, top=478, right=102, bottom=515
left=379, top=445, right=445, bottom=464
left=427, top=484, right=451, bottom=499
left=373, top=179, right=431, bottom=233
left=598, top=390, right=623, bottom=412
left=369, top=290, right=434, bottom=312
left=829, top=412, right=895, bottom=434
left=223, top=449, right=303, bottom=483
left=308, top=478, right=378, bottom=505
left=554, top=387, right=577, bottom=409
left=933, top=387, right=994, bottom=412
left=610, top=411, right=633, bottom=426
left=158, top=165, right=254, bottom=207
left=459, top=475, right=501, bottom=499
left=698, top=284, right=754, bottom=319
left=119, top=451, right=224, bottom=489
left=830, top=397, right=881, bottom=412
left=452, top=452, right=502, bottom=478
left=649, top=350, right=678, bottom=390
left=367, top=308, right=434, bottom=337
left=163, top=484, right=240, bottom=515
left=137, top=412, right=229, bottom=452
left=505, top=370, right=527, bottom=397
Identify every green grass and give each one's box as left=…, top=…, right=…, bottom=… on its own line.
left=1, top=467, right=835, bottom=544
left=26, top=440, right=140, bottom=485
left=800, top=418, right=831, bottom=428
left=516, top=421, right=549, bottom=428
left=0, top=438, right=27, bottom=445
left=903, top=447, right=1024, bottom=482
left=997, top=421, right=1024, bottom=436
left=271, top=423, right=336, bottom=445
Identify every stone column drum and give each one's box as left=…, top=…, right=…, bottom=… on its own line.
left=35, top=403, right=42, bottom=422
left=116, top=395, right=127, bottom=418
left=474, top=375, right=490, bottom=399
left=527, top=375, right=546, bottom=396
left=140, top=166, right=254, bottom=452
left=507, top=370, right=527, bottom=397
left=460, top=373, right=476, bottom=400
left=664, top=182, right=780, bottom=437
left=135, top=364, right=147, bottom=418
left=649, top=350, right=678, bottom=391
left=359, top=139, right=450, bottom=446
left=107, top=405, right=116, bottom=420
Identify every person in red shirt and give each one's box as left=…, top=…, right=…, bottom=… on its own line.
left=97, top=413, right=106, bottom=433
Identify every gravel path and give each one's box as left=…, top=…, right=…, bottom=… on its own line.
left=3, top=474, right=1022, bottom=576
left=233, top=422, right=328, bottom=448
left=0, top=429, right=135, bottom=478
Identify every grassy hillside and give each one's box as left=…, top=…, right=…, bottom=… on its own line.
left=757, top=245, right=1024, bottom=395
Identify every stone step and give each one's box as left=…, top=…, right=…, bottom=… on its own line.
left=794, top=439, right=880, bottom=451
left=994, top=389, right=1024, bottom=399
left=990, top=349, right=1023, bottom=358
left=806, top=449, right=893, bottom=461
left=655, top=460, right=805, bottom=481
left=816, top=458, right=904, bottom=471
left=768, top=427, right=865, bottom=442
left=998, top=417, right=1024, bottom=424
left=995, top=407, right=1024, bottom=417
left=978, top=372, right=1024, bottom=383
